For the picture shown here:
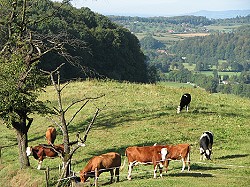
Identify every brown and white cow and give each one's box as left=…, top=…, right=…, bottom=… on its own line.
left=123, top=145, right=168, bottom=180
left=45, top=127, right=57, bottom=145
left=163, top=143, right=191, bottom=172
left=26, top=144, right=64, bottom=170
left=79, top=152, right=121, bottom=184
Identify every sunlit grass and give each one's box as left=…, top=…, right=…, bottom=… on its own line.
left=0, top=80, right=249, bottom=186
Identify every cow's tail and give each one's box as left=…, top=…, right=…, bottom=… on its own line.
left=120, top=151, right=127, bottom=171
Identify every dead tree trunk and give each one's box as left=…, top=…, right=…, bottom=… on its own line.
left=41, top=65, right=104, bottom=186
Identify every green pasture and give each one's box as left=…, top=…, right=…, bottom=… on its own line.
left=206, top=25, right=242, bottom=33
left=199, top=71, right=241, bottom=77
left=135, top=32, right=183, bottom=42
left=182, top=63, right=241, bottom=77
left=0, top=80, right=250, bottom=186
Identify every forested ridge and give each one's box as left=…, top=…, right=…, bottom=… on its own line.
left=170, top=25, right=250, bottom=72
left=110, top=14, right=250, bottom=97
left=0, top=1, right=150, bottom=83
left=1, top=1, right=250, bottom=95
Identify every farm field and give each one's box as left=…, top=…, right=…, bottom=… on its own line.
left=0, top=80, right=250, bottom=186
left=182, top=63, right=241, bottom=78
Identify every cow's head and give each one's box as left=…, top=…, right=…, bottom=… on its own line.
left=161, top=148, right=168, bottom=161
left=79, top=171, right=89, bottom=183
left=205, top=149, right=212, bottom=160
left=26, top=147, right=33, bottom=156
left=200, top=147, right=211, bottom=160
left=177, top=106, right=181, bottom=113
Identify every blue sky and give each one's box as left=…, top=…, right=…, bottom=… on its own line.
left=64, top=0, right=250, bottom=16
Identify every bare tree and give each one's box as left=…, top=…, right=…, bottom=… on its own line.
left=42, top=65, right=104, bottom=185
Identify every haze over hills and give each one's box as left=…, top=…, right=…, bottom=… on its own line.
left=187, top=9, right=250, bottom=19
left=106, top=9, right=250, bottom=19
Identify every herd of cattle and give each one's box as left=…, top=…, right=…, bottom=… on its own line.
left=26, top=93, right=214, bottom=184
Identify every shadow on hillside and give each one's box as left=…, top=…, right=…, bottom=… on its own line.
left=168, top=172, right=213, bottom=178
left=67, top=106, right=171, bottom=133
left=0, top=143, right=18, bottom=148
left=28, top=135, right=46, bottom=144
left=217, top=154, right=249, bottom=160
left=191, top=164, right=227, bottom=171
left=192, top=107, right=250, bottom=118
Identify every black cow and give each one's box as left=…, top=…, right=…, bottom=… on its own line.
left=177, top=93, right=191, bottom=113
left=199, top=131, right=214, bottom=160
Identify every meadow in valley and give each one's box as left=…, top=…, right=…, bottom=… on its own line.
left=0, top=80, right=249, bottom=186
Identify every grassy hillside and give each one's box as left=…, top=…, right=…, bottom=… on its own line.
left=0, top=80, right=250, bottom=186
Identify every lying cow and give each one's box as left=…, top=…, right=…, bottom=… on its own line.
left=79, top=152, right=121, bottom=184
left=163, top=143, right=191, bottom=172
left=200, top=131, right=214, bottom=160
left=177, top=93, right=191, bottom=113
left=45, top=127, right=57, bottom=145
left=26, top=144, right=64, bottom=169
left=123, top=145, right=168, bottom=180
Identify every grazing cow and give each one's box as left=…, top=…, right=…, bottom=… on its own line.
left=123, top=145, right=169, bottom=180
left=79, top=152, right=121, bottom=184
left=163, top=143, right=191, bottom=172
left=26, top=144, right=64, bottom=169
left=177, top=93, right=191, bottom=113
left=200, top=131, right=214, bottom=160
left=45, top=127, right=57, bottom=145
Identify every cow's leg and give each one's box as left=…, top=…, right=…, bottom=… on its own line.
left=37, top=160, right=43, bottom=170
left=127, top=162, right=134, bottom=180
left=165, top=160, right=169, bottom=173
left=200, top=148, right=204, bottom=160
left=109, top=169, right=114, bottom=184
left=115, top=167, right=120, bottom=182
left=94, top=169, right=99, bottom=187
left=187, top=153, right=190, bottom=171
left=186, top=105, right=189, bottom=112
left=159, top=162, right=164, bottom=178
left=153, top=164, right=158, bottom=178
left=181, top=158, right=186, bottom=172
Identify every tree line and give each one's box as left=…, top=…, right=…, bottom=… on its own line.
left=0, top=1, right=153, bottom=83
left=109, top=15, right=213, bottom=26
left=169, top=25, right=250, bottom=72
left=164, top=68, right=250, bottom=98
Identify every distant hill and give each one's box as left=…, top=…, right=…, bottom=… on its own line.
left=188, top=10, right=250, bottom=19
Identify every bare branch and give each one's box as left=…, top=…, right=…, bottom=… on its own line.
left=53, top=107, right=60, bottom=114
left=45, top=116, right=63, bottom=132
left=64, top=94, right=105, bottom=113
left=61, top=81, right=71, bottom=92
left=40, top=63, right=65, bottom=75
left=68, top=108, right=100, bottom=161
left=67, top=100, right=89, bottom=126
left=39, top=144, right=64, bottom=159
left=81, top=108, right=100, bottom=143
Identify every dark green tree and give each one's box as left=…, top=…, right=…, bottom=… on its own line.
left=140, top=35, right=165, bottom=50
left=0, top=0, right=85, bottom=169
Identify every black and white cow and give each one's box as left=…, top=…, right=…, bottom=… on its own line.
left=199, top=131, right=214, bottom=160
left=177, top=93, right=191, bottom=113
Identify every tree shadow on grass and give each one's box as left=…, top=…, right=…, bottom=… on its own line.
left=217, top=154, right=249, bottom=160
left=67, top=106, right=171, bottom=133
left=28, top=135, right=45, bottom=143
left=168, top=172, right=213, bottom=178
left=191, top=163, right=227, bottom=171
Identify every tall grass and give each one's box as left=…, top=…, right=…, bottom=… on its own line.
left=0, top=80, right=249, bottom=186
